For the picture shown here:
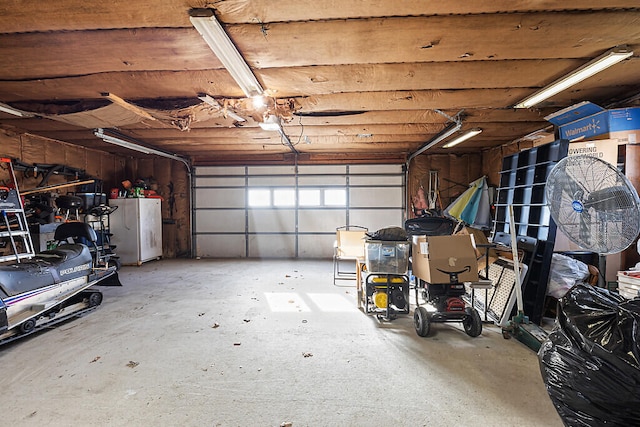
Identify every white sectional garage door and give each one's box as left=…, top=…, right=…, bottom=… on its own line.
left=194, top=164, right=405, bottom=258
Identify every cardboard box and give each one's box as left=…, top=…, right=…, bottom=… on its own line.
left=567, top=138, right=619, bottom=166
left=411, top=235, right=479, bottom=284
left=546, top=101, right=640, bottom=144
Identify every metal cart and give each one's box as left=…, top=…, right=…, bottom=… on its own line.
left=405, top=216, right=484, bottom=337
left=413, top=275, right=483, bottom=338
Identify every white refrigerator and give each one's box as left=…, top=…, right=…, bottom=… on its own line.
left=110, top=198, right=163, bottom=265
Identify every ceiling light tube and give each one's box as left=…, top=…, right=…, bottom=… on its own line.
left=442, top=128, right=483, bottom=148
left=514, top=45, right=633, bottom=109
left=408, top=122, right=461, bottom=161
left=0, top=102, right=34, bottom=117
left=197, top=93, right=246, bottom=122
left=189, top=8, right=264, bottom=98
left=94, top=128, right=191, bottom=171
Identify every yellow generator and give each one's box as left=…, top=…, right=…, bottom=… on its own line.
left=363, top=239, right=410, bottom=321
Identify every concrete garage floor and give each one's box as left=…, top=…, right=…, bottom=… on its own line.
left=1, top=259, right=562, bottom=427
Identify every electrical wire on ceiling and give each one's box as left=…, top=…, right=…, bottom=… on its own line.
left=277, top=127, right=298, bottom=154
left=295, top=115, right=305, bottom=146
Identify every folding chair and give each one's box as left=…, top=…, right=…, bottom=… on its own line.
left=333, top=225, right=368, bottom=285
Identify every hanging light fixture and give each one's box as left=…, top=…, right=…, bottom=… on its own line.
left=513, top=45, right=633, bottom=109
left=442, top=128, right=483, bottom=148
left=190, top=9, right=287, bottom=137
left=94, top=128, right=190, bottom=171
left=0, top=102, right=34, bottom=117
left=408, top=122, right=461, bottom=161
left=189, top=8, right=264, bottom=98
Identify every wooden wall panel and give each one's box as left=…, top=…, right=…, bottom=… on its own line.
left=0, top=131, right=22, bottom=159
left=408, top=152, right=483, bottom=218
left=85, top=152, right=102, bottom=182
left=171, top=161, right=191, bottom=258
left=483, top=147, right=504, bottom=188
left=0, top=129, right=191, bottom=258
left=44, top=139, right=67, bottom=166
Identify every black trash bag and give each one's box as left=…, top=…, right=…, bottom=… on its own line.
left=538, top=283, right=640, bottom=426
left=365, top=226, right=408, bottom=241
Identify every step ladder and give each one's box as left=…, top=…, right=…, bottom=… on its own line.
left=0, top=157, right=35, bottom=263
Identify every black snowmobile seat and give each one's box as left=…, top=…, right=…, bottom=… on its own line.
left=39, top=245, right=90, bottom=262
left=54, top=222, right=97, bottom=246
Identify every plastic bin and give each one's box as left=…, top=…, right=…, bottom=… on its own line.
left=365, top=240, right=409, bottom=274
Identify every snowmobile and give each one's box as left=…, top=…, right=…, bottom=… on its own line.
left=0, top=220, right=121, bottom=346
left=0, top=157, right=120, bottom=346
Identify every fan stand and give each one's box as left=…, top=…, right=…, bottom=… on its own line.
left=501, top=205, right=549, bottom=352
left=597, top=255, right=607, bottom=288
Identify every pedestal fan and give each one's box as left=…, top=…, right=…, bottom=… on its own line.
left=546, top=154, right=640, bottom=274
left=504, top=154, right=640, bottom=351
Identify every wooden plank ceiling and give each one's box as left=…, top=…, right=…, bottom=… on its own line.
left=0, top=1, right=638, bottom=165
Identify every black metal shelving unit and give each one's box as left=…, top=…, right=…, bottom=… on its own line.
left=492, top=139, right=569, bottom=324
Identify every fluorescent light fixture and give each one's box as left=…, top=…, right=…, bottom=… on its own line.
left=408, top=122, right=461, bottom=161
left=0, top=102, right=34, bottom=117
left=259, top=114, right=281, bottom=131
left=94, top=128, right=191, bottom=171
left=197, top=93, right=246, bottom=122
left=189, top=8, right=264, bottom=98
left=514, top=45, right=633, bottom=109
left=442, top=128, right=483, bottom=148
